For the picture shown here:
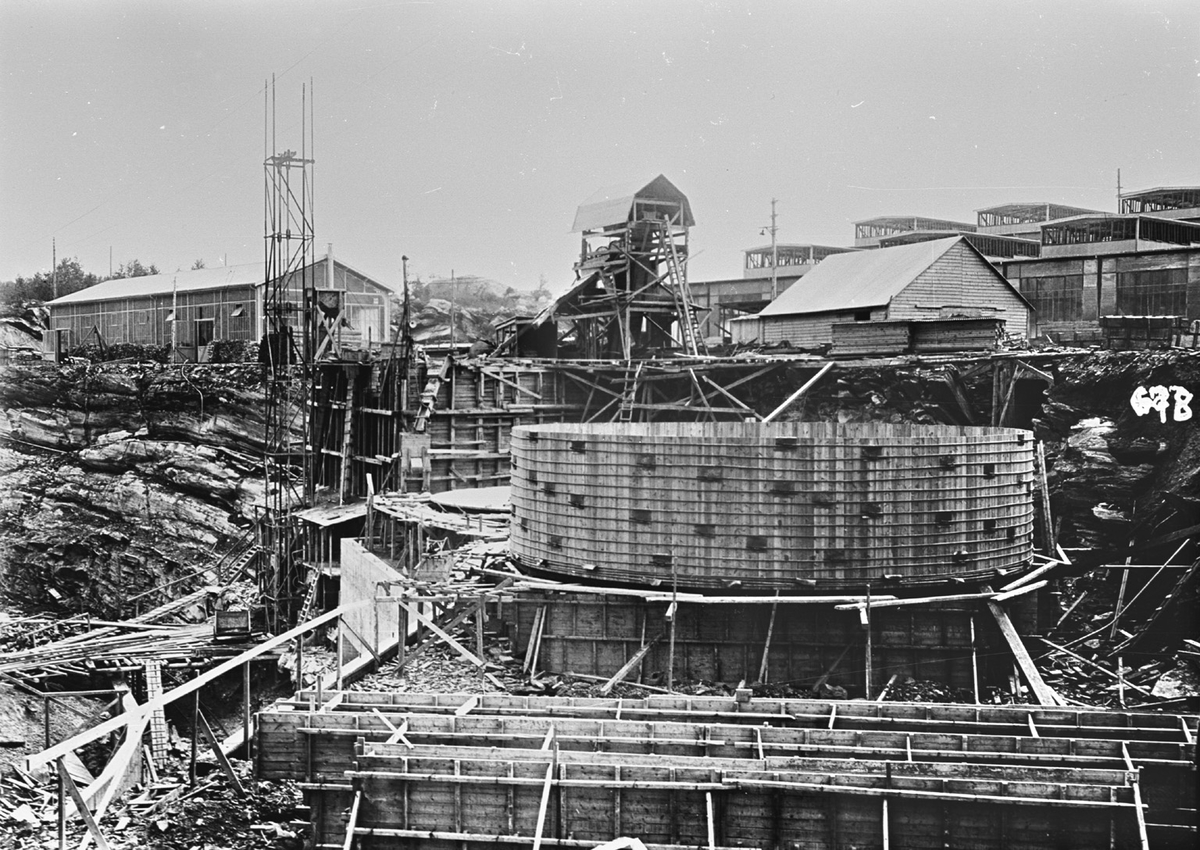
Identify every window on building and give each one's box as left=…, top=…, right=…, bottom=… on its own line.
left=230, top=304, right=245, bottom=318
left=1115, top=267, right=1187, bottom=316
left=1021, top=275, right=1083, bottom=322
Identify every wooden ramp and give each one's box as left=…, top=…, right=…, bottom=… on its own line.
left=258, top=691, right=1199, bottom=850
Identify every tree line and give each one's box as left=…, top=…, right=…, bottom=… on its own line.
left=0, top=257, right=166, bottom=308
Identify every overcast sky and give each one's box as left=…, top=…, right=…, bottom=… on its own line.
left=2, top=0, right=1196, bottom=291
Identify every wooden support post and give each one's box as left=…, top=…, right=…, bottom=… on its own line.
left=881, top=798, right=890, bottom=850
left=813, top=643, right=854, bottom=693
left=705, top=791, right=716, bottom=850
left=335, top=618, right=345, bottom=691
left=243, top=660, right=252, bottom=766
left=190, top=691, right=199, bottom=788
left=969, top=616, right=980, bottom=704
left=875, top=674, right=899, bottom=702
left=600, top=636, right=660, bottom=695
left=1123, top=743, right=1150, bottom=850
left=56, top=758, right=110, bottom=850
left=863, top=590, right=873, bottom=697
left=1035, top=441, right=1055, bottom=554
left=475, top=604, right=486, bottom=680
left=1053, top=591, right=1087, bottom=632
left=196, top=711, right=245, bottom=796
left=986, top=594, right=1060, bottom=706
left=523, top=606, right=546, bottom=673
left=1110, top=556, right=1133, bottom=641
left=758, top=592, right=779, bottom=684
left=532, top=727, right=557, bottom=850
left=57, top=761, right=66, bottom=850
left=667, top=567, right=678, bottom=693
left=342, top=788, right=362, bottom=850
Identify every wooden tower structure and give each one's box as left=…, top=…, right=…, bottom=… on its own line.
left=550, top=174, right=704, bottom=359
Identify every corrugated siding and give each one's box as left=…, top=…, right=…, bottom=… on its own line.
left=888, top=242, right=1030, bottom=338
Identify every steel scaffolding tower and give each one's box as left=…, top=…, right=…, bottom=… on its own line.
left=260, top=77, right=315, bottom=631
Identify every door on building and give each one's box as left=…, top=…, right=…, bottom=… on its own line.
left=195, top=319, right=215, bottom=361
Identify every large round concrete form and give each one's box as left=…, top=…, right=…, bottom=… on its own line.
left=509, top=422, right=1036, bottom=590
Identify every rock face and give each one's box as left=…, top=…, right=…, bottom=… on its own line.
left=0, top=362, right=270, bottom=617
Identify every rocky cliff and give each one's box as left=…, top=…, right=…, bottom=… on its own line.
left=0, top=362, right=268, bottom=616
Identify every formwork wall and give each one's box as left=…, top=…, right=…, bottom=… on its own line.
left=510, top=422, right=1036, bottom=590
left=497, top=591, right=1025, bottom=696
left=419, top=360, right=590, bottom=492
left=257, top=692, right=1193, bottom=850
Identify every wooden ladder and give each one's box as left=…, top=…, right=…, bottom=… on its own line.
left=616, top=361, right=642, bottom=422
left=295, top=567, right=322, bottom=626
left=414, top=355, right=453, bottom=434
left=658, top=221, right=705, bottom=356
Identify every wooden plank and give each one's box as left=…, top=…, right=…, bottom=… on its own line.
left=990, top=580, right=1048, bottom=603
left=57, top=758, right=110, bottom=850
left=197, top=711, right=245, bottom=796
left=600, top=637, right=661, bottom=696
left=986, top=596, right=1060, bottom=707
left=342, top=789, right=362, bottom=850
left=761, top=362, right=834, bottom=423
left=757, top=593, right=779, bottom=684
left=1039, top=639, right=1155, bottom=699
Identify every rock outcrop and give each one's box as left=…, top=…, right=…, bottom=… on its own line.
left=0, top=361, right=271, bottom=617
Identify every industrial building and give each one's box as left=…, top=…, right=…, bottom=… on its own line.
left=43, top=250, right=393, bottom=361
left=688, top=244, right=858, bottom=339
left=735, top=236, right=1032, bottom=350
left=998, top=219, right=1200, bottom=344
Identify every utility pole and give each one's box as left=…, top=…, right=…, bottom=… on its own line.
left=1116, top=168, right=1123, bottom=213
left=52, top=238, right=57, bottom=299
left=401, top=256, right=409, bottom=327
left=767, top=199, right=779, bottom=300
left=449, top=268, right=457, bottom=347
left=170, top=275, right=178, bottom=362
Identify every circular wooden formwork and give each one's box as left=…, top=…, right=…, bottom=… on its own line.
left=508, top=421, right=1036, bottom=591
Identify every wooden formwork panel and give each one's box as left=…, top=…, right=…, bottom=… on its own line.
left=278, top=689, right=1199, bottom=738
left=259, top=707, right=1196, bottom=781
left=510, top=421, right=1036, bottom=590
left=501, top=593, right=997, bottom=695
left=332, top=741, right=1140, bottom=850
left=260, top=695, right=1196, bottom=848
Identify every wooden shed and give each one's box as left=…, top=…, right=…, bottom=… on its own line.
left=45, top=250, right=392, bottom=361
left=754, top=236, right=1032, bottom=348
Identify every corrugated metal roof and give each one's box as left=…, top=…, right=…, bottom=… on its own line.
left=46, top=254, right=394, bottom=307
left=571, top=174, right=694, bottom=232
left=46, top=263, right=266, bottom=306
left=760, top=236, right=1021, bottom=317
